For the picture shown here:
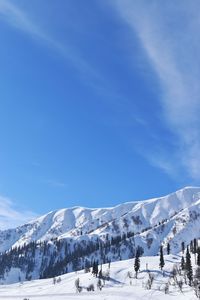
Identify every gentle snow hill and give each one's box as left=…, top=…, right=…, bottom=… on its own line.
left=0, top=254, right=197, bottom=300
left=0, top=186, right=200, bottom=253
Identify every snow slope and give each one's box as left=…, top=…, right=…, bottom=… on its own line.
left=1, top=186, right=200, bottom=285
left=0, top=254, right=197, bottom=300
left=0, top=186, right=200, bottom=253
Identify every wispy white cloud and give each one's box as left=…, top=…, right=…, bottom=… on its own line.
left=146, top=152, right=177, bottom=178
left=45, top=179, right=68, bottom=189
left=0, top=0, right=48, bottom=40
left=113, top=0, right=200, bottom=180
left=0, top=195, right=36, bottom=230
left=0, top=0, right=139, bottom=126
left=0, top=0, right=98, bottom=79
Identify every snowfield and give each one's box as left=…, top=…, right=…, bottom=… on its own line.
left=0, top=254, right=197, bottom=300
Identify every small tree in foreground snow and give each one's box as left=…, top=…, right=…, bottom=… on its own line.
left=127, top=271, right=133, bottom=285
left=159, top=245, right=165, bottom=271
left=167, top=243, right=170, bottom=255
left=185, top=246, right=193, bottom=286
left=177, top=279, right=183, bottom=293
left=75, top=278, right=82, bottom=293
left=164, top=283, right=169, bottom=294
left=145, top=271, right=154, bottom=290
left=194, top=280, right=200, bottom=298
left=181, top=256, right=185, bottom=271
left=97, top=278, right=102, bottom=290
left=134, top=249, right=140, bottom=278
left=92, top=260, right=98, bottom=277
left=197, top=248, right=200, bottom=267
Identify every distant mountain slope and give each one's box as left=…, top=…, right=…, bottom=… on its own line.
left=0, top=186, right=200, bottom=253
left=1, top=186, right=200, bottom=283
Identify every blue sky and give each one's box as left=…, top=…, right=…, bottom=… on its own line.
left=0, top=0, right=199, bottom=227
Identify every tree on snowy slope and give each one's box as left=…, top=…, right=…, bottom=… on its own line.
left=181, top=241, right=185, bottom=254
left=75, top=277, right=82, bottom=293
left=167, top=243, right=170, bottom=255
left=197, top=248, right=200, bottom=267
left=181, top=256, right=185, bottom=271
left=194, top=239, right=197, bottom=254
left=92, top=260, right=98, bottom=277
left=194, top=238, right=198, bottom=264
left=134, top=248, right=140, bottom=279
left=159, top=245, right=165, bottom=270
left=194, top=267, right=200, bottom=299
left=185, top=246, right=193, bottom=286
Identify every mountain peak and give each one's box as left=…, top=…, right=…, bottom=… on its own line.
left=1, top=186, right=200, bottom=283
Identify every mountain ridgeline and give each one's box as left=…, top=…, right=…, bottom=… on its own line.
left=0, top=186, right=200, bottom=283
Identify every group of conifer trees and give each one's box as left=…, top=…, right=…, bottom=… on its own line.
left=159, top=238, right=200, bottom=291
left=0, top=232, right=144, bottom=281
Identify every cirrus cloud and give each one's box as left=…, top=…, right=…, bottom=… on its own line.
left=0, top=195, right=36, bottom=230
left=112, top=0, right=200, bottom=180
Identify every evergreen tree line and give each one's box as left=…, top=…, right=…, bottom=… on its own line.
left=0, top=232, right=144, bottom=281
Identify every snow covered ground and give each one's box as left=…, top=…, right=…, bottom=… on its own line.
left=0, top=254, right=197, bottom=299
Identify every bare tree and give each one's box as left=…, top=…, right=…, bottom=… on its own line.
left=145, top=272, right=154, bottom=290
left=164, top=283, right=169, bottom=294
left=97, top=278, right=102, bottom=290
left=194, top=280, right=200, bottom=298
left=75, top=278, right=82, bottom=293
left=127, top=271, right=133, bottom=285
left=177, top=279, right=183, bottom=293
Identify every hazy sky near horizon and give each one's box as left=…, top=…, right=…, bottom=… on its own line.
left=0, top=0, right=200, bottom=227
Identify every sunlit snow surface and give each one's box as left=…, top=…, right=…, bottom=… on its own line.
left=0, top=255, right=197, bottom=299
left=1, top=186, right=200, bottom=254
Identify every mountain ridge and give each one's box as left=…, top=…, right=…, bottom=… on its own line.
left=0, top=186, right=200, bottom=252
left=1, top=186, right=200, bottom=283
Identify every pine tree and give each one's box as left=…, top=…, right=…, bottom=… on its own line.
left=195, top=266, right=200, bottom=281
left=134, top=249, right=140, bottom=279
left=167, top=243, right=170, bottom=255
left=185, top=246, right=193, bottom=286
left=97, top=278, right=102, bottom=290
left=197, top=247, right=200, bottom=267
left=194, top=239, right=197, bottom=254
left=181, top=256, right=185, bottom=270
left=108, top=260, right=111, bottom=269
left=190, top=240, right=194, bottom=254
left=181, top=241, right=185, bottom=254
left=194, top=239, right=197, bottom=264
left=99, top=269, right=103, bottom=279
left=92, top=260, right=98, bottom=277
left=159, top=245, right=165, bottom=270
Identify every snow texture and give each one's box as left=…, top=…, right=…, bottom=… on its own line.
left=0, top=254, right=198, bottom=299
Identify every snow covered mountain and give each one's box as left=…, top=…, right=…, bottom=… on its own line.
left=0, top=186, right=200, bottom=283
left=1, top=186, right=200, bottom=251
